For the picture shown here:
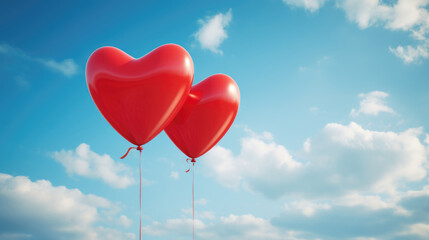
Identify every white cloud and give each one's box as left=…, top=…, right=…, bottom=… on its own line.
left=118, top=215, right=133, bottom=228
left=215, top=214, right=299, bottom=240
left=298, top=56, right=331, bottom=72
left=298, top=66, right=308, bottom=72
left=170, top=171, right=179, bottom=179
left=350, top=91, right=395, bottom=117
left=283, top=0, right=429, bottom=63
left=195, top=198, right=208, bottom=205
left=337, top=193, right=392, bottom=210
left=273, top=184, right=429, bottom=239
left=404, top=184, right=429, bottom=198
left=338, top=0, right=429, bottom=63
left=338, top=0, right=391, bottom=29
left=203, top=122, right=427, bottom=199
left=202, top=146, right=241, bottom=188
left=41, top=59, right=78, bottom=77
left=0, top=233, right=32, bottom=240
left=0, top=173, right=134, bottom=240
left=317, top=55, right=331, bottom=64
left=335, top=193, right=410, bottom=215
left=309, top=107, right=319, bottom=114
left=143, top=214, right=300, bottom=240
left=284, top=200, right=331, bottom=216
left=181, top=208, right=216, bottom=220
left=142, top=218, right=205, bottom=237
left=51, top=143, right=135, bottom=188
left=303, top=138, right=311, bottom=151
left=298, top=122, right=426, bottom=194
left=203, top=129, right=302, bottom=191
left=194, top=9, right=232, bottom=54
left=148, top=183, right=429, bottom=239
left=95, top=227, right=136, bottom=240
left=336, top=0, right=429, bottom=31
left=283, top=0, right=327, bottom=12
left=389, top=44, right=429, bottom=63
left=402, top=223, right=429, bottom=238
left=0, top=43, right=78, bottom=76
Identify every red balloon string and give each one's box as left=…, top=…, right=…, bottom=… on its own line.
left=139, top=150, right=142, bottom=240
left=192, top=162, right=195, bottom=240
left=120, top=146, right=143, bottom=240
left=185, top=158, right=196, bottom=240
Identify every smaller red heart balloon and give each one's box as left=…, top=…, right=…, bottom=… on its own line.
left=165, top=74, right=240, bottom=159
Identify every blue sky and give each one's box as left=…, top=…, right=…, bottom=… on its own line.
left=1, top=0, right=429, bottom=239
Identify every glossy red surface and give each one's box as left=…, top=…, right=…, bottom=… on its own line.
left=165, top=74, right=240, bottom=158
left=86, top=44, right=194, bottom=146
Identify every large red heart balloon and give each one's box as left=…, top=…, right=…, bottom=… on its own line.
left=165, top=74, right=240, bottom=158
left=86, top=44, right=194, bottom=146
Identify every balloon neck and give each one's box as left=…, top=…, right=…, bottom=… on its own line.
left=136, top=145, right=143, bottom=151
left=186, top=158, right=197, bottom=172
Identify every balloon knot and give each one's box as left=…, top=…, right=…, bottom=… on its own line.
left=121, top=146, right=143, bottom=159
left=191, top=158, right=196, bottom=163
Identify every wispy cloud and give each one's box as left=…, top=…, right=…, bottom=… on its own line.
left=51, top=143, right=136, bottom=188
left=309, top=107, right=319, bottom=114
left=143, top=214, right=299, bottom=240
left=401, top=223, right=429, bottom=238
left=298, top=55, right=331, bottom=72
left=282, top=0, right=429, bottom=63
left=389, top=44, right=429, bottom=64
left=298, top=66, right=308, bottom=72
left=181, top=208, right=215, bottom=220
left=194, top=9, right=232, bottom=54
left=41, top=59, right=79, bottom=77
left=0, top=43, right=78, bottom=76
left=317, top=55, right=330, bottom=65
left=284, top=200, right=331, bottom=217
left=170, top=171, right=179, bottom=179
left=0, top=173, right=134, bottom=240
left=350, top=91, right=395, bottom=117
left=14, top=75, right=30, bottom=88
left=283, top=0, right=327, bottom=12
left=195, top=198, right=208, bottom=205
left=273, top=185, right=429, bottom=239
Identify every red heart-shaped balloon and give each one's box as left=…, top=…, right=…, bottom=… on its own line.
left=165, top=74, right=240, bottom=158
left=86, top=44, right=194, bottom=146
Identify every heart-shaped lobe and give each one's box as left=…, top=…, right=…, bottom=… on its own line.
left=165, top=74, right=240, bottom=158
left=86, top=44, right=194, bottom=146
